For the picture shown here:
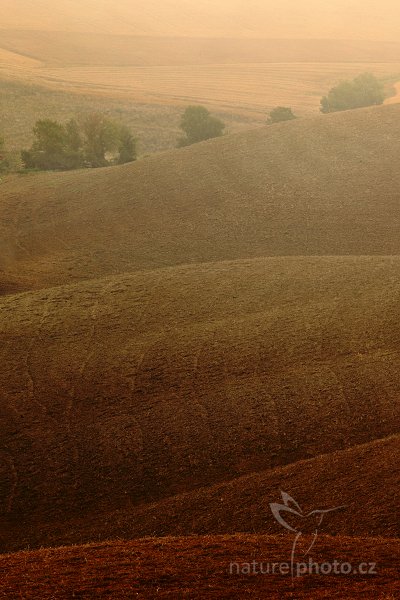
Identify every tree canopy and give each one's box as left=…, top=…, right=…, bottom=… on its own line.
left=178, top=106, right=225, bottom=147
left=267, top=106, right=297, bottom=124
left=21, top=115, right=137, bottom=171
left=320, top=73, right=385, bottom=114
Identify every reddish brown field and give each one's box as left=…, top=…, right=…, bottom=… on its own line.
left=0, top=535, right=399, bottom=599
left=3, top=433, right=397, bottom=552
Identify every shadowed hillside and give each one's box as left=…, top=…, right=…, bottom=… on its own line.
left=96, top=435, right=400, bottom=540
left=4, top=434, right=398, bottom=551
left=1, top=256, right=400, bottom=551
left=2, top=103, right=400, bottom=292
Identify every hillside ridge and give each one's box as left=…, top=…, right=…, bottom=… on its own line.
left=2, top=103, right=400, bottom=291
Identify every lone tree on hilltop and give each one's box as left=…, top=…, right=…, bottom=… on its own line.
left=178, top=105, right=225, bottom=147
left=267, top=106, right=297, bottom=124
left=320, top=72, right=385, bottom=114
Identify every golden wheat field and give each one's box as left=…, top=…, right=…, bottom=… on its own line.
left=0, top=36, right=399, bottom=116
left=26, top=62, right=400, bottom=115
left=1, top=33, right=400, bottom=115
left=0, top=77, right=260, bottom=157
left=1, top=32, right=400, bottom=155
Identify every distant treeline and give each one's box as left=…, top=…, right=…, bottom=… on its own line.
left=0, top=73, right=386, bottom=174
left=21, top=114, right=137, bottom=171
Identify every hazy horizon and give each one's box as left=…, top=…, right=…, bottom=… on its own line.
left=2, top=0, right=400, bottom=41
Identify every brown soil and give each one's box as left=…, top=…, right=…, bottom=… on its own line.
left=1, top=100, right=399, bottom=597
left=1, top=257, right=400, bottom=551
left=2, top=104, right=400, bottom=292
left=0, top=535, right=398, bottom=599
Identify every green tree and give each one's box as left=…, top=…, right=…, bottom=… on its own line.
left=267, top=106, right=297, bottom=124
left=320, top=73, right=385, bottom=114
left=82, top=113, right=120, bottom=167
left=21, top=115, right=137, bottom=171
left=24, top=119, right=67, bottom=169
left=21, top=119, right=85, bottom=170
left=65, top=119, right=82, bottom=152
left=178, top=106, right=225, bottom=147
left=117, top=124, right=137, bottom=164
left=63, top=119, right=85, bottom=169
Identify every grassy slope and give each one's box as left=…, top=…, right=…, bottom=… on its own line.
left=1, top=535, right=399, bottom=599
left=2, top=103, right=400, bottom=291
left=1, top=257, right=400, bottom=551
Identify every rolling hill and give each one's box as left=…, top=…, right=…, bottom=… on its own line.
left=2, top=103, right=400, bottom=292
left=1, top=102, right=400, bottom=598
left=3, top=432, right=398, bottom=551
left=1, top=1, right=399, bottom=156
left=1, top=256, right=400, bottom=551
left=2, top=2, right=400, bottom=597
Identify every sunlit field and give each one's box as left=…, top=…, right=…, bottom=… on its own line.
left=30, top=62, right=400, bottom=114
